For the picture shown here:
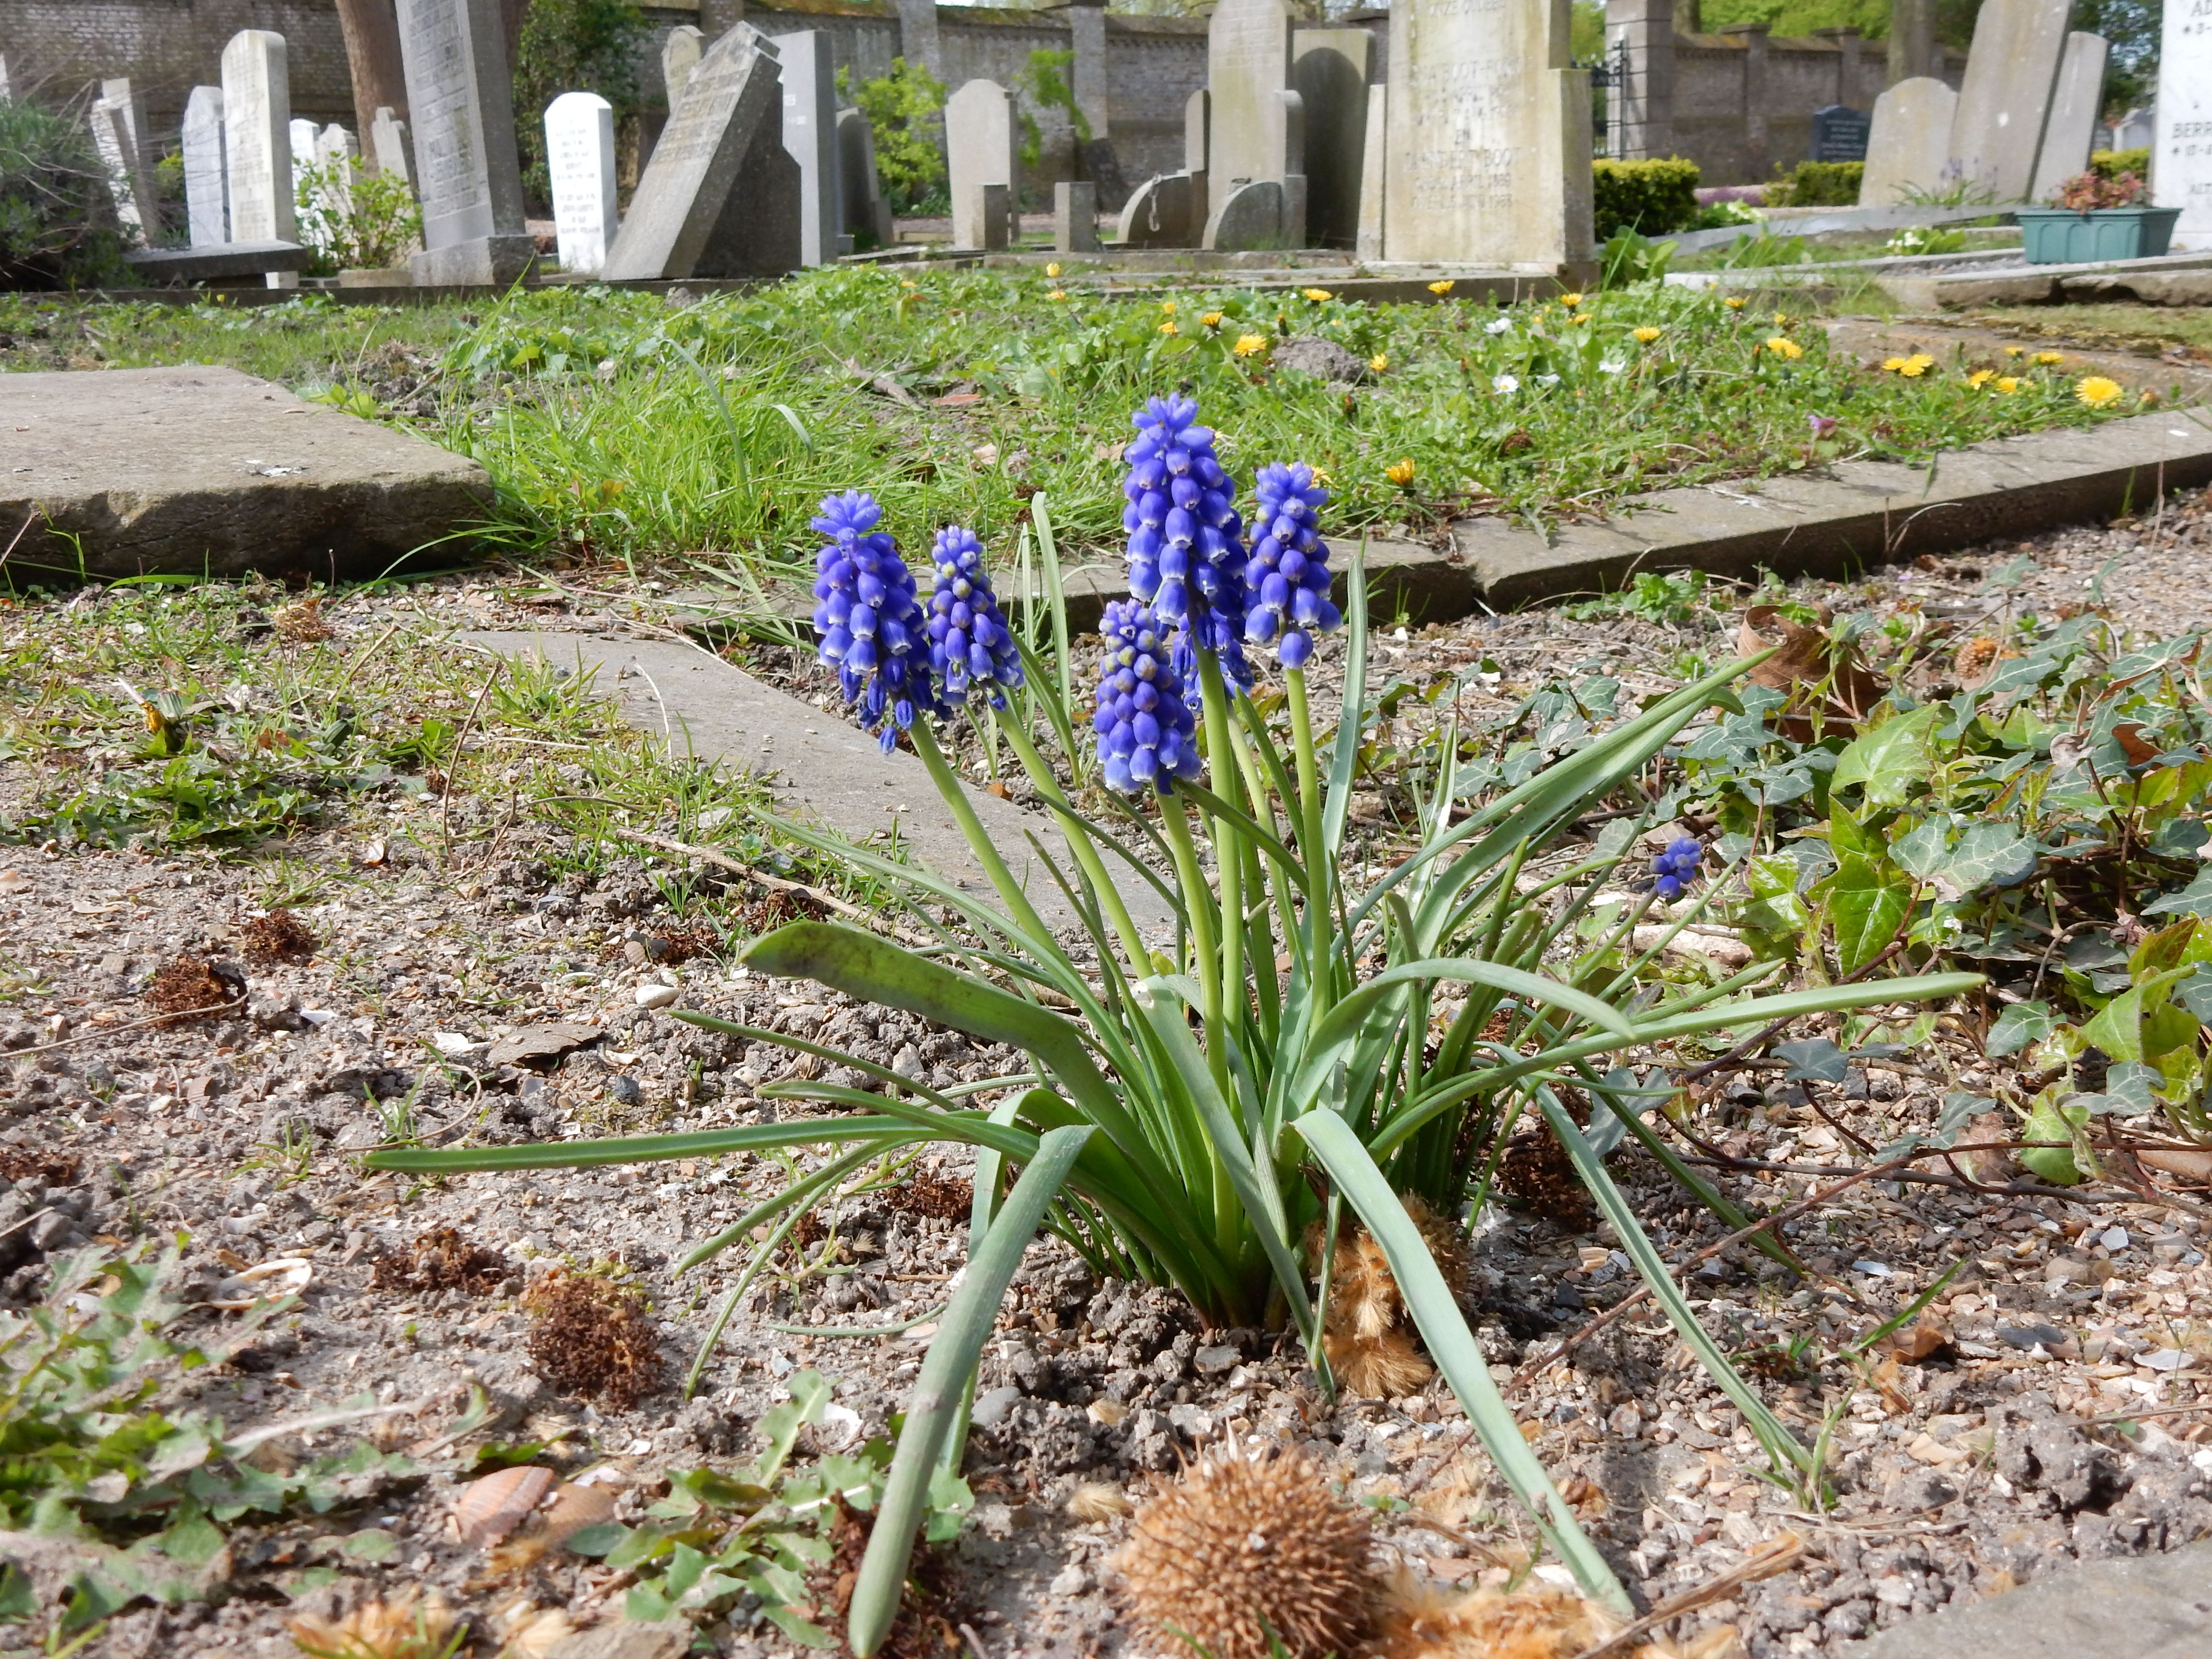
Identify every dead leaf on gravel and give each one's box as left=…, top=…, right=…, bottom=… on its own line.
left=211, top=1257, right=313, bottom=1310
left=487, top=1021, right=603, bottom=1069
left=2138, top=1146, right=2212, bottom=1184
left=289, top=1587, right=455, bottom=1659
left=490, top=1479, right=617, bottom=1570
left=358, top=839, right=388, bottom=867
left=1883, top=1315, right=1957, bottom=1364
left=488, top=1600, right=577, bottom=1658
left=456, top=1464, right=556, bottom=1549
left=1737, top=605, right=1887, bottom=740
left=0, top=869, right=23, bottom=892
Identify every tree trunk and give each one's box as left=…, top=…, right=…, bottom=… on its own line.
left=335, top=0, right=409, bottom=165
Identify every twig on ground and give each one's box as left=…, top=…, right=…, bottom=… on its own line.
left=4, top=998, right=248, bottom=1058
left=1568, top=1535, right=1806, bottom=1659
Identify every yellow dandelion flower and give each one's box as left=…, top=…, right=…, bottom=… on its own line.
left=2075, top=374, right=2124, bottom=408
left=2034, top=350, right=2065, bottom=365
left=1160, top=299, right=1177, bottom=315
left=1047, top=289, right=1069, bottom=302
left=1967, top=368, right=1995, bottom=388
left=1774, top=312, right=1790, bottom=327
left=1765, top=337, right=1804, bottom=360
left=1724, top=296, right=1747, bottom=310
left=1303, top=287, right=1333, bottom=301
left=2005, top=346, right=2024, bottom=357
left=1200, top=311, right=1223, bottom=328
left=1427, top=279, right=1456, bottom=295
left=1995, top=375, right=2020, bottom=394
left=1159, top=321, right=1179, bottom=336
left=1370, top=352, right=1389, bottom=372
left=1570, top=313, right=1592, bottom=325
left=1233, top=333, right=1269, bottom=357
left=1561, top=292, right=1584, bottom=307
left=1385, top=458, right=1417, bottom=487
left=1899, top=353, right=1934, bottom=377
left=1882, top=355, right=1909, bottom=373
left=1046, top=263, right=1062, bottom=278
left=1632, top=326, right=1662, bottom=344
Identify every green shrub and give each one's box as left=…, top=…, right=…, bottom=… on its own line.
left=1766, top=159, right=1863, bottom=207
left=1591, top=157, right=1702, bottom=238
left=296, top=158, right=423, bottom=274
left=512, top=0, right=648, bottom=212
left=1014, top=47, right=1087, bottom=181
left=839, top=57, right=948, bottom=212
left=2091, top=147, right=2150, bottom=181
left=0, top=94, right=128, bottom=289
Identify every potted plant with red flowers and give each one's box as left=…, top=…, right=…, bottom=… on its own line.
left=2018, top=168, right=2182, bottom=264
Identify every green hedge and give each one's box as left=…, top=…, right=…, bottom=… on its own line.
left=1592, top=158, right=1702, bottom=238
left=1766, top=160, right=1863, bottom=207
left=0, top=95, right=127, bottom=289
left=2091, top=148, right=2150, bottom=180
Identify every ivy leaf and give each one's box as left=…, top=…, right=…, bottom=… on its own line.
left=1930, top=822, right=2039, bottom=899
left=1831, top=706, right=1941, bottom=807
left=1987, top=1000, right=2057, bottom=1057
left=2020, top=1091, right=2089, bottom=1185
left=1826, top=856, right=1911, bottom=975
left=2146, top=868, right=2212, bottom=918
left=1774, top=1037, right=1848, bottom=1083
left=2175, top=965, right=2212, bottom=1025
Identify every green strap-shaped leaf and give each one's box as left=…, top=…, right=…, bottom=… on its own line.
left=366, top=1116, right=924, bottom=1173
left=1291, top=1111, right=1630, bottom=1614
left=846, top=1125, right=1095, bottom=1656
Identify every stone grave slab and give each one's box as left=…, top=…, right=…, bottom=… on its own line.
left=837, top=107, right=892, bottom=247
left=220, top=31, right=297, bottom=285
left=461, top=633, right=1173, bottom=938
left=1116, top=172, right=1200, bottom=247
left=546, top=91, right=617, bottom=276
left=0, top=367, right=491, bottom=582
left=181, top=87, right=228, bottom=245
left=1949, top=0, right=2071, bottom=204
left=91, top=80, right=160, bottom=242
left=2029, top=33, right=2110, bottom=205
left=770, top=30, right=838, bottom=266
left=1055, top=181, right=1099, bottom=253
left=946, top=80, right=1017, bottom=252
left=662, top=25, right=705, bottom=108
left=122, top=240, right=311, bottom=283
left=1204, top=178, right=1284, bottom=250
left=1842, top=1541, right=2212, bottom=1658
left=1207, top=0, right=1292, bottom=219
left=395, top=0, right=534, bottom=285
left=2155, top=0, right=2212, bottom=250
left=1860, top=77, right=1957, bottom=205
left=1356, top=83, right=1386, bottom=258
left=371, top=106, right=413, bottom=182
left=1809, top=103, right=1870, bottom=162
left=1292, top=29, right=1370, bottom=250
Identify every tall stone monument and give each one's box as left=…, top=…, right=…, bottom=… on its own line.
left=1355, top=84, right=1385, bottom=258
left=1858, top=76, right=1957, bottom=205
left=394, top=0, right=534, bottom=284
left=772, top=31, right=841, bottom=265
left=1948, top=0, right=2071, bottom=203
left=1383, top=0, right=1593, bottom=269
left=602, top=24, right=787, bottom=280
left=1054, top=180, right=1099, bottom=252
left=221, top=30, right=299, bottom=285
left=182, top=87, right=228, bottom=245
left=371, top=106, right=414, bottom=182
left=837, top=107, right=895, bottom=246
left=90, top=81, right=161, bottom=242
left=311, top=123, right=360, bottom=234
left=2028, top=32, right=2110, bottom=203
left=663, top=24, right=706, bottom=108
left=1292, top=29, right=1369, bottom=249
left=545, top=91, right=618, bottom=275
left=2156, top=0, right=2212, bottom=249
left=1206, top=0, right=1292, bottom=218
left=946, top=79, right=1018, bottom=251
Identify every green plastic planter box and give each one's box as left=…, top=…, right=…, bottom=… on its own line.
left=2016, top=206, right=2183, bottom=265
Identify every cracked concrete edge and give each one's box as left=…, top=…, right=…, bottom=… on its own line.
left=1840, top=1539, right=2212, bottom=1659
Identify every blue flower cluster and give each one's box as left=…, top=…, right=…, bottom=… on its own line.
left=1093, top=599, right=1199, bottom=795
left=926, top=526, right=1022, bottom=705
left=1243, top=461, right=1341, bottom=669
left=1651, top=836, right=1703, bottom=901
left=810, top=491, right=938, bottom=753
left=1122, top=396, right=1251, bottom=693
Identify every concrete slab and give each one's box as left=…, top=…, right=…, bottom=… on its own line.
left=1911, top=249, right=2212, bottom=309
left=1842, top=1542, right=2212, bottom=1659
left=121, top=241, right=311, bottom=282
left=1453, top=408, right=2212, bottom=608
left=1044, top=535, right=1472, bottom=633
left=1668, top=204, right=2010, bottom=258
left=0, top=366, right=492, bottom=585
left=463, top=631, right=1174, bottom=939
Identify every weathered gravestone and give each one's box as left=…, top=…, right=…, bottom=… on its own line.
left=1054, top=180, right=1099, bottom=252
left=1115, top=171, right=1199, bottom=246
left=1383, top=0, right=1593, bottom=267
left=289, top=116, right=320, bottom=185
left=602, top=24, right=792, bottom=280
left=1292, top=29, right=1369, bottom=249
left=371, top=106, right=414, bottom=182
left=772, top=31, right=840, bottom=264
left=1948, top=0, right=2072, bottom=203
left=545, top=91, right=617, bottom=275
left=1207, top=0, right=1293, bottom=219
left=2029, top=33, right=2111, bottom=203
left=0, top=54, right=11, bottom=100
left=1810, top=103, right=1870, bottom=161
left=946, top=79, right=1018, bottom=251
left=1859, top=76, right=1957, bottom=205
left=181, top=89, right=227, bottom=246
left=837, top=107, right=895, bottom=247
left=2115, top=103, right=2154, bottom=153
left=1186, top=87, right=1210, bottom=173
left=2156, top=0, right=2212, bottom=249
left=395, top=0, right=535, bottom=284
left=91, top=81, right=160, bottom=242
left=1356, top=83, right=1386, bottom=257
left=221, top=31, right=300, bottom=285
left=312, top=123, right=359, bottom=226
left=1206, top=178, right=1285, bottom=251
left=663, top=24, right=705, bottom=108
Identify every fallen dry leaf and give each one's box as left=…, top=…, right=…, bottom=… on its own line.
left=2138, top=1146, right=2212, bottom=1184
left=1737, top=605, right=1887, bottom=740
left=1883, top=1315, right=1956, bottom=1364
left=455, top=1464, right=555, bottom=1549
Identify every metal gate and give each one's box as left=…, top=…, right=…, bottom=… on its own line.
left=1577, top=36, right=1631, bottom=159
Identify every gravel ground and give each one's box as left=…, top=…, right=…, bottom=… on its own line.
left=4, top=480, right=2212, bottom=1659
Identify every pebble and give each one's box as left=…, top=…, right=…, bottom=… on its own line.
left=606, top=1076, right=643, bottom=1106
left=634, top=983, right=679, bottom=1010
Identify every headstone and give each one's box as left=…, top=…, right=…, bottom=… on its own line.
left=2115, top=104, right=2154, bottom=152
left=697, top=139, right=803, bottom=277
left=1809, top=103, right=1870, bottom=162
left=2029, top=32, right=2110, bottom=203
left=1053, top=180, right=1099, bottom=252
left=314, top=124, right=359, bottom=214
left=1858, top=76, right=1958, bottom=205
left=545, top=91, right=617, bottom=275
left=1115, top=172, right=1198, bottom=247
left=945, top=79, right=1017, bottom=251
left=1186, top=87, right=1210, bottom=172
left=0, top=54, right=11, bottom=100
left=1292, top=30, right=1369, bottom=250
left=1206, top=0, right=1292, bottom=218
left=2155, top=0, right=2211, bottom=249
left=974, top=181, right=1013, bottom=252
left=221, top=30, right=299, bottom=286
left=1948, top=0, right=2072, bottom=203
left=394, top=0, right=535, bottom=285
left=90, top=83, right=160, bottom=242
left=836, top=106, right=893, bottom=247
left=1203, top=177, right=1282, bottom=250
left=602, top=24, right=784, bottom=280
left=289, top=116, right=320, bottom=183
left=771, top=32, right=839, bottom=266
left=182, top=87, right=228, bottom=245
left=371, top=105, right=414, bottom=182
left=663, top=24, right=705, bottom=108
left=1382, top=0, right=1594, bottom=267
left=1355, top=82, right=1385, bottom=258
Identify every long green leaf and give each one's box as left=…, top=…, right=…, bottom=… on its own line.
left=847, top=1125, right=1095, bottom=1656
left=1322, top=539, right=1369, bottom=855
left=364, top=1117, right=923, bottom=1173
left=1291, top=1112, right=1629, bottom=1613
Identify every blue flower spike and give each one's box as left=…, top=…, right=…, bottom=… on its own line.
left=1093, top=599, right=1200, bottom=796
left=1244, top=461, right=1343, bottom=669
left=1122, top=396, right=1251, bottom=693
left=926, top=526, right=1023, bottom=707
left=1651, top=835, right=1703, bottom=901
left=810, top=490, right=939, bottom=753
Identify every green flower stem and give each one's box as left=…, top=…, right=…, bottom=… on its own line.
left=909, top=715, right=1058, bottom=952
left=997, top=716, right=1151, bottom=973
left=1194, top=653, right=1244, bottom=1100
left=1157, top=794, right=1238, bottom=1254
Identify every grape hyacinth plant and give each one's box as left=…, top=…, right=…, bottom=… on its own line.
left=1650, top=835, right=1704, bottom=900
left=372, top=404, right=1980, bottom=1655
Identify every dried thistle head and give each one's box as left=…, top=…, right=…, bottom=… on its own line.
left=240, top=907, right=319, bottom=964
left=1066, top=1480, right=1133, bottom=1523
left=144, top=953, right=243, bottom=1023
left=275, top=591, right=334, bottom=643
left=1325, top=1326, right=1434, bottom=1399
left=1372, top=1573, right=1615, bottom=1659
left=524, top=1268, right=663, bottom=1409
left=288, top=1588, right=457, bottom=1659
left=1111, top=1443, right=1380, bottom=1659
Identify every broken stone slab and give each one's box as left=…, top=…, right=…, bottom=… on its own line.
left=121, top=240, right=311, bottom=282
left=542, top=1618, right=692, bottom=1659
left=485, top=1021, right=603, bottom=1069
left=2057, top=269, right=2212, bottom=305
left=1913, top=248, right=2212, bottom=309
left=0, top=366, right=492, bottom=583
left=463, top=632, right=1174, bottom=939
left=1046, top=535, right=1472, bottom=634
left=1453, top=408, right=2212, bottom=608
left=1842, top=1540, right=2212, bottom=1658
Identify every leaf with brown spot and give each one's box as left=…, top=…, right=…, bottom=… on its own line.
left=1737, top=605, right=1887, bottom=740
left=2114, top=722, right=2160, bottom=766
